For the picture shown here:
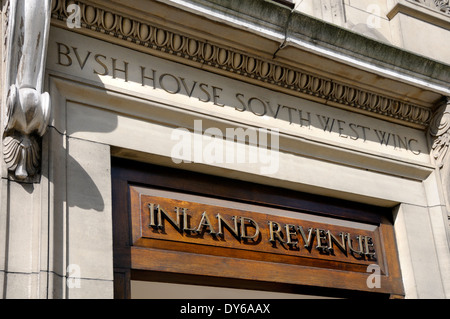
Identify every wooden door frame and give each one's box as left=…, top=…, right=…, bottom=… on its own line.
left=111, top=157, right=404, bottom=299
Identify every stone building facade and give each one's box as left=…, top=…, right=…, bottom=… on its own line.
left=0, top=0, right=449, bottom=299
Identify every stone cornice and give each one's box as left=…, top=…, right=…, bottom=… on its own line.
left=50, top=0, right=441, bottom=129
left=187, top=0, right=450, bottom=86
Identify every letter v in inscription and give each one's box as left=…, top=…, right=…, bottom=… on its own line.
left=72, top=47, right=92, bottom=70
left=266, top=102, right=283, bottom=119
left=317, top=115, right=335, bottom=132
left=179, top=77, right=198, bottom=98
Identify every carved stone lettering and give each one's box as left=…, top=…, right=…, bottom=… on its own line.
left=50, top=0, right=432, bottom=128
left=49, top=35, right=428, bottom=160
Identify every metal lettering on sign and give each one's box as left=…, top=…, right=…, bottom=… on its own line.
left=130, top=189, right=380, bottom=270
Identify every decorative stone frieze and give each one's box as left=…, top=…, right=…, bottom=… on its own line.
left=2, top=0, right=52, bottom=182
left=50, top=0, right=433, bottom=129
left=413, top=0, right=450, bottom=14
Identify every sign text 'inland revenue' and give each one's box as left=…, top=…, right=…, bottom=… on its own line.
left=137, top=195, right=377, bottom=263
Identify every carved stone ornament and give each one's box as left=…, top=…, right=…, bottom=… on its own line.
left=429, top=98, right=450, bottom=167
left=429, top=97, right=450, bottom=210
left=414, top=0, right=450, bottom=15
left=2, top=0, right=52, bottom=182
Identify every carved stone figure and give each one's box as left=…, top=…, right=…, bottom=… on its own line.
left=2, top=0, right=52, bottom=181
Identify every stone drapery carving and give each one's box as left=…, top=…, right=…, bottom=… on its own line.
left=2, top=0, right=52, bottom=182
left=429, top=98, right=450, bottom=168
left=429, top=97, right=450, bottom=212
left=414, top=0, right=450, bottom=14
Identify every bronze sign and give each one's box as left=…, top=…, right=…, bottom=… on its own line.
left=114, top=163, right=403, bottom=296
left=130, top=188, right=381, bottom=271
